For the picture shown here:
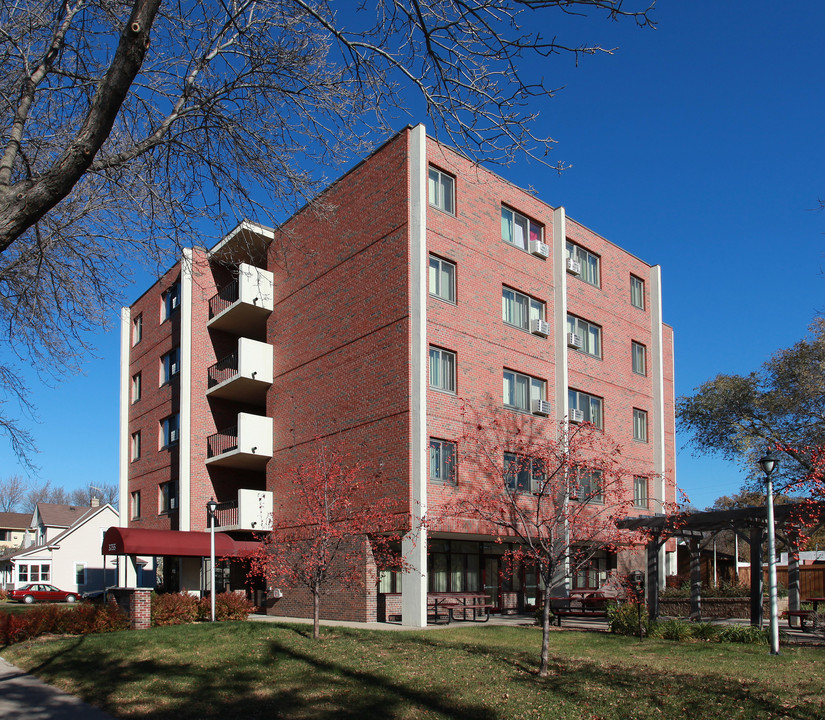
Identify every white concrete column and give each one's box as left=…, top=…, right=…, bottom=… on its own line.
left=118, top=307, right=131, bottom=588
left=179, top=249, right=193, bottom=531
left=402, top=123, right=429, bottom=628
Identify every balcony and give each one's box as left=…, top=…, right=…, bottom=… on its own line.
left=206, top=338, right=273, bottom=405
left=206, top=413, right=273, bottom=469
left=207, top=263, right=274, bottom=336
left=210, top=489, right=273, bottom=532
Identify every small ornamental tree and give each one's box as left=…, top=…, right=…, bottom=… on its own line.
left=249, top=447, right=407, bottom=638
left=441, top=407, right=649, bottom=677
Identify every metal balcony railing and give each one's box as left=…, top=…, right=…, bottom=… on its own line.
left=207, top=500, right=239, bottom=529
left=207, top=426, right=238, bottom=458
left=207, top=353, right=238, bottom=388
left=208, top=280, right=239, bottom=319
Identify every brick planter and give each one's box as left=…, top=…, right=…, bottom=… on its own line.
left=658, top=596, right=788, bottom=619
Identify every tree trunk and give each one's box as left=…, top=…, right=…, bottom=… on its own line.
left=539, top=582, right=552, bottom=677
left=313, top=587, right=320, bottom=639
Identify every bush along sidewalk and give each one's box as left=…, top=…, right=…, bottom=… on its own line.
left=0, top=591, right=254, bottom=647
left=607, top=602, right=772, bottom=645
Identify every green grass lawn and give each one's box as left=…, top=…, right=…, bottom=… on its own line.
left=2, top=622, right=823, bottom=720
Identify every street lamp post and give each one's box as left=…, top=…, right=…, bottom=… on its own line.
left=206, top=497, right=218, bottom=623
left=758, top=450, right=780, bottom=655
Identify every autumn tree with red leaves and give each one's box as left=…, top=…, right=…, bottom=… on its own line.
left=249, top=447, right=407, bottom=639
left=442, top=408, right=648, bottom=677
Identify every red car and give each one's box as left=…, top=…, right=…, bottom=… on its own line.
left=9, top=584, right=78, bottom=604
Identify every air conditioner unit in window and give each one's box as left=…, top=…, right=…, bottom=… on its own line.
left=170, top=429, right=179, bottom=443
left=570, top=409, right=584, bottom=424
left=532, top=399, right=552, bottom=416
left=170, top=497, right=178, bottom=510
left=566, top=258, right=581, bottom=276
left=567, top=332, right=583, bottom=349
left=531, top=319, right=551, bottom=337
left=529, top=240, right=550, bottom=259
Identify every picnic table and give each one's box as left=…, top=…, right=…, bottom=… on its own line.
left=427, top=592, right=493, bottom=623
left=788, top=597, right=825, bottom=630
left=549, top=592, right=612, bottom=626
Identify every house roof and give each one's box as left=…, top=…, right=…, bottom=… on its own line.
left=102, top=527, right=260, bottom=558
left=35, top=503, right=98, bottom=528
left=0, top=512, right=30, bottom=530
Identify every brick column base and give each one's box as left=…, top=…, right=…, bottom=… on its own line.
left=129, top=589, right=152, bottom=630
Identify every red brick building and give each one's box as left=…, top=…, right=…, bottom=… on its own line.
left=118, top=124, right=676, bottom=626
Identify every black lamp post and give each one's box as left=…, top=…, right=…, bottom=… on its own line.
left=758, top=450, right=780, bottom=655
left=206, top=498, right=218, bottom=622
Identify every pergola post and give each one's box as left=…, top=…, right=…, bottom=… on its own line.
left=749, top=525, right=764, bottom=627
left=646, top=535, right=660, bottom=621
left=787, top=530, right=801, bottom=626
left=689, top=537, right=702, bottom=620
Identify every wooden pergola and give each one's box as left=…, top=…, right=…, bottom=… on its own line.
left=618, top=502, right=825, bottom=625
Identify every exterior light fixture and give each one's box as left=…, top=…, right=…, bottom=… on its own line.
left=758, top=450, right=780, bottom=655
left=206, top=497, right=218, bottom=623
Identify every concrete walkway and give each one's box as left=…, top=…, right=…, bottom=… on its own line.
left=0, top=657, right=115, bottom=720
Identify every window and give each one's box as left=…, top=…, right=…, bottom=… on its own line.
left=428, top=167, right=455, bottom=214
left=429, top=255, right=456, bottom=303
left=504, top=453, right=545, bottom=493
left=634, top=476, right=648, bottom=508
left=131, top=431, right=141, bottom=461
left=630, top=275, right=645, bottom=309
left=21, top=564, right=49, bottom=582
left=160, top=414, right=179, bottom=448
left=503, top=370, right=545, bottom=413
left=161, top=347, right=180, bottom=384
left=568, top=389, right=603, bottom=428
left=632, top=341, right=646, bottom=376
left=633, top=408, right=648, bottom=442
left=574, top=468, right=603, bottom=503
left=567, top=315, right=602, bottom=358
left=75, top=563, right=87, bottom=586
left=161, top=282, right=180, bottom=321
left=502, top=287, right=544, bottom=332
left=17, top=565, right=27, bottom=582
left=429, top=439, right=457, bottom=484
left=429, top=347, right=456, bottom=393
left=131, top=372, right=142, bottom=403
left=159, top=481, right=177, bottom=513
left=501, top=206, right=542, bottom=251
left=566, top=240, right=600, bottom=287
left=131, top=490, right=141, bottom=519
left=132, top=314, right=143, bottom=345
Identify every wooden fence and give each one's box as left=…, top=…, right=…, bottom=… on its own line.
left=738, top=565, right=825, bottom=599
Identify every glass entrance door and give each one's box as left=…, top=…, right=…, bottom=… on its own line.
left=483, top=557, right=500, bottom=611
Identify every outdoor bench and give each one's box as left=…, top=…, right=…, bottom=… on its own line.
left=550, top=594, right=611, bottom=626
left=785, top=609, right=818, bottom=631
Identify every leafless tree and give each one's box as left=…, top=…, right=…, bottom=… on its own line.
left=0, top=0, right=656, bottom=462
left=0, top=474, right=27, bottom=511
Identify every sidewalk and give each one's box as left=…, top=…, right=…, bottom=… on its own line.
left=0, top=657, right=115, bottom=720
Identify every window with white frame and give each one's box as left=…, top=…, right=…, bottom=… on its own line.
left=131, top=372, right=142, bottom=403
left=503, top=370, right=545, bottom=413
left=429, top=439, right=457, bottom=484
left=574, top=468, right=603, bottom=503
left=633, top=408, right=648, bottom=442
left=75, top=563, right=87, bottom=586
left=502, top=287, right=544, bottom=332
left=632, top=341, right=646, bottom=376
left=161, top=347, right=180, bottom=384
left=630, top=275, right=645, bottom=309
left=17, top=565, right=27, bottom=582
left=568, top=388, right=603, bottom=428
left=131, top=490, right=141, bottom=519
left=504, top=453, right=545, bottom=493
left=132, top=314, right=143, bottom=345
left=429, top=255, right=456, bottom=303
left=159, top=481, right=177, bottom=513
left=566, top=240, right=600, bottom=287
left=634, top=476, right=648, bottom=508
left=429, top=347, right=456, bottom=393
left=501, top=206, right=542, bottom=251
left=428, top=167, right=455, bottom=214
left=160, top=414, right=179, bottom=448
left=567, top=315, right=602, bottom=358
left=19, top=564, right=50, bottom=582
left=131, top=431, right=141, bottom=461
left=161, top=281, right=180, bottom=321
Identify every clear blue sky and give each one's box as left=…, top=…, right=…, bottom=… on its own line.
left=2, top=1, right=823, bottom=510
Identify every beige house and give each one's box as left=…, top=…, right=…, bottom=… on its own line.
left=0, top=512, right=28, bottom=552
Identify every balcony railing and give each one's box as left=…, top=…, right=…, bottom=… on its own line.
left=208, top=500, right=238, bottom=529
left=207, top=426, right=238, bottom=458
left=208, top=280, right=239, bottom=319
left=207, top=353, right=238, bottom=388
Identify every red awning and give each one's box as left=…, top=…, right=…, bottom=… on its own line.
left=102, top=527, right=260, bottom=558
